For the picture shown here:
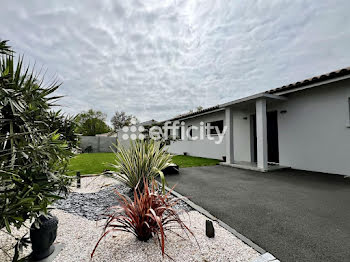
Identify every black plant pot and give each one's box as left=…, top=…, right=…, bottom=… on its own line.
left=162, top=164, right=179, bottom=175
left=30, top=214, right=58, bottom=261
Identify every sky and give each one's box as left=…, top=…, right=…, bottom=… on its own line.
left=1, top=0, right=350, bottom=122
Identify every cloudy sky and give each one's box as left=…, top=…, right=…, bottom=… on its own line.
left=2, top=0, right=350, bottom=122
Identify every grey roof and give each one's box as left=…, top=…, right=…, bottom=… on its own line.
left=266, top=66, right=350, bottom=94
left=140, top=119, right=157, bottom=126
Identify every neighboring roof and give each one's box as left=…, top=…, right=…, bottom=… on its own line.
left=266, top=66, right=350, bottom=94
left=165, top=66, right=350, bottom=121
left=167, top=105, right=220, bottom=121
left=140, top=119, right=157, bottom=126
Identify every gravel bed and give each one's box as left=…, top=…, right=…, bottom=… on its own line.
left=1, top=176, right=259, bottom=261
left=71, top=175, right=117, bottom=193
left=0, top=224, right=32, bottom=262
left=55, top=176, right=192, bottom=220
left=54, top=183, right=129, bottom=220
left=51, top=209, right=260, bottom=262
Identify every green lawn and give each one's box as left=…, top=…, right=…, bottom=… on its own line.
left=68, top=153, right=116, bottom=175
left=68, top=153, right=220, bottom=175
left=171, top=155, right=220, bottom=168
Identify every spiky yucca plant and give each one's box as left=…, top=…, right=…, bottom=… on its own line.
left=110, top=139, right=172, bottom=191
left=91, top=179, right=194, bottom=259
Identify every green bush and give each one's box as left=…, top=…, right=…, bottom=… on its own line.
left=0, top=41, right=72, bottom=260
left=110, top=139, right=172, bottom=191
left=47, top=110, right=80, bottom=149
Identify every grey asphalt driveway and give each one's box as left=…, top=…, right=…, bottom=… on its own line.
left=164, top=165, right=350, bottom=262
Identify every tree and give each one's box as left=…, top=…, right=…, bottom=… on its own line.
left=196, top=106, right=203, bottom=111
left=75, top=109, right=111, bottom=136
left=0, top=40, right=72, bottom=261
left=111, top=111, right=137, bottom=130
left=47, top=110, right=79, bottom=149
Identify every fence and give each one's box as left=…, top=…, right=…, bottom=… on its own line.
left=80, top=136, right=117, bottom=153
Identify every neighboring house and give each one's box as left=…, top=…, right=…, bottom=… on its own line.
left=166, top=67, right=350, bottom=176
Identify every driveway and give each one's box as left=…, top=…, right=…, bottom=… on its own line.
left=164, top=165, right=350, bottom=262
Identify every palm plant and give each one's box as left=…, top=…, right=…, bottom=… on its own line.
left=91, top=179, right=194, bottom=259
left=0, top=40, right=12, bottom=55
left=110, top=139, right=172, bottom=191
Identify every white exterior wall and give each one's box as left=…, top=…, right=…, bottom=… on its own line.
left=275, top=80, right=350, bottom=175
left=167, top=111, right=226, bottom=160
left=167, top=109, right=252, bottom=161
left=168, top=79, right=350, bottom=175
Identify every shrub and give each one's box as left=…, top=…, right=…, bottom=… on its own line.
left=0, top=41, right=72, bottom=260
left=110, top=139, right=172, bottom=191
left=91, top=179, right=194, bottom=258
left=47, top=110, right=80, bottom=150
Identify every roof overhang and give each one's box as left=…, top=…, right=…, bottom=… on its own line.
left=220, top=93, right=287, bottom=108
left=162, top=93, right=286, bottom=122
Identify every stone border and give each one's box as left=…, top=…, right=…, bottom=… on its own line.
left=159, top=182, right=266, bottom=254
left=250, top=252, right=280, bottom=262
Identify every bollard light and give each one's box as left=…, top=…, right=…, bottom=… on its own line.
left=77, top=171, right=81, bottom=188
left=206, top=220, right=215, bottom=238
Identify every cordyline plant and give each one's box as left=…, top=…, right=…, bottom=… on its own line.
left=91, top=179, right=195, bottom=259
left=110, top=139, right=172, bottom=192
left=0, top=40, right=73, bottom=261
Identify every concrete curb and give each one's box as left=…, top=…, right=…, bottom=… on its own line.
left=250, top=252, right=280, bottom=262
left=160, top=182, right=266, bottom=255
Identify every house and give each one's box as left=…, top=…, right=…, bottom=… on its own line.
left=166, top=67, right=350, bottom=176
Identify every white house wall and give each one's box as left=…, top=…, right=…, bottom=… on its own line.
left=167, top=111, right=226, bottom=160
left=275, top=80, right=350, bottom=176
left=167, top=109, right=252, bottom=161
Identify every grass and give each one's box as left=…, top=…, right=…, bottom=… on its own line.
left=68, top=153, right=116, bottom=175
left=172, top=155, right=220, bottom=168
left=68, top=153, right=220, bottom=175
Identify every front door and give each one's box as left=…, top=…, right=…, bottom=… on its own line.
left=267, top=111, right=279, bottom=163
left=250, top=111, right=279, bottom=163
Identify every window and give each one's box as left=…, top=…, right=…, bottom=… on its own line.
left=177, top=126, right=182, bottom=139
left=187, top=125, right=193, bottom=139
left=206, top=120, right=224, bottom=135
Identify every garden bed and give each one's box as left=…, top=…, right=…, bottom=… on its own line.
left=1, top=176, right=260, bottom=262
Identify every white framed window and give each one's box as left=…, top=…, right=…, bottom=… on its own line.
left=205, top=120, right=224, bottom=136
left=187, top=125, right=193, bottom=140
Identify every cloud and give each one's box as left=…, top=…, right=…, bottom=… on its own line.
left=1, top=0, right=350, bottom=122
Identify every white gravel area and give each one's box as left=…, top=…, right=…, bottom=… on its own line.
left=0, top=223, right=32, bottom=262
left=51, top=209, right=260, bottom=262
left=1, top=176, right=260, bottom=262
left=71, top=175, right=118, bottom=193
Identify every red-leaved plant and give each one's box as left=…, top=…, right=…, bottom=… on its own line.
left=91, top=178, right=195, bottom=259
